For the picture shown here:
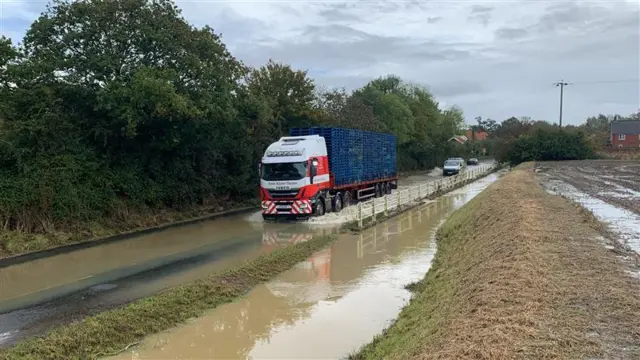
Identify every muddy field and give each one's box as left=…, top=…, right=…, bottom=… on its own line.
left=536, top=160, right=640, bottom=215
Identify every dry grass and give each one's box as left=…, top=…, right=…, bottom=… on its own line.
left=351, top=164, right=640, bottom=360
left=0, top=235, right=335, bottom=360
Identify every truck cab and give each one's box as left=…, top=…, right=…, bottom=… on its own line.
left=259, top=135, right=330, bottom=219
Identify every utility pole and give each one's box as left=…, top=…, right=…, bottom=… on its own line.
left=553, top=80, right=570, bottom=127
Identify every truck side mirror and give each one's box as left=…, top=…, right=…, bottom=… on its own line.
left=310, top=159, right=318, bottom=183
left=258, top=163, right=262, bottom=179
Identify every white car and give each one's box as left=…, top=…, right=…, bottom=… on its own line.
left=443, top=159, right=463, bottom=176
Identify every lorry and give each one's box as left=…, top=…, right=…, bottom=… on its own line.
left=258, top=127, right=398, bottom=220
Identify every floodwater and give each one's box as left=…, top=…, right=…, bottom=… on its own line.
left=543, top=178, right=640, bottom=254
left=110, top=173, right=502, bottom=360
left=0, top=214, right=338, bottom=346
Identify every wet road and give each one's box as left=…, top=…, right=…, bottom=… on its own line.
left=0, top=215, right=340, bottom=346
left=0, top=161, right=493, bottom=346
left=110, top=173, right=502, bottom=360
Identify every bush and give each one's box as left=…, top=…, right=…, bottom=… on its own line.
left=505, top=128, right=595, bottom=165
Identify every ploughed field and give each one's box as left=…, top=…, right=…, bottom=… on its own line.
left=537, top=160, right=640, bottom=215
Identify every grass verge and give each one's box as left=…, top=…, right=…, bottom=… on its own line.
left=350, top=164, right=640, bottom=360
left=0, top=235, right=335, bottom=360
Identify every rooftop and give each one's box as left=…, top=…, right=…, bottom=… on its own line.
left=611, top=120, right=640, bottom=134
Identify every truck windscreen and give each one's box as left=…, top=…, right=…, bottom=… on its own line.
left=262, top=162, right=307, bottom=181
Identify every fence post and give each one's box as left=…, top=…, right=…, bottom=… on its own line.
left=384, top=195, right=388, bottom=216
left=372, top=199, right=376, bottom=221
left=358, top=202, right=363, bottom=228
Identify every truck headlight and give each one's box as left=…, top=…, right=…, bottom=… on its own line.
left=299, top=203, right=308, bottom=208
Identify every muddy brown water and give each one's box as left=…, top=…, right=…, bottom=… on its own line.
left=0, top=161, right=492, bottom=312
left=0, top=214, right=341, bottom=346
left=109, top=173, right=501, bottom=360
left=0, top=166, right=496, bottom=347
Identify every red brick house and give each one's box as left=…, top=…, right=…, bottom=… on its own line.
left=611, top=120, right=640, bottom=148
left=465, top=129, right=489, bottom=142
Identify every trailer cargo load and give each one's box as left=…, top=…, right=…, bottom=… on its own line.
left=259, top=127, right=398, bottom=220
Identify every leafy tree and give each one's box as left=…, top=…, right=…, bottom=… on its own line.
left=506, top=128, right=594, bottom=165
left=246, top=59, right=316, bottom=136
left=0, top=0, right=473, bottom=247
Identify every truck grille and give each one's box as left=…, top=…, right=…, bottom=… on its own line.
left=267, top=189, right=299, bottom=199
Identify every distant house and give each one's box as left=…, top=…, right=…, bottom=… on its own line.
left=448, top=135, right=468, bottom=144
left=610, top=120, right=640, bottom=148
left=465, top=129, right=489, bottom=142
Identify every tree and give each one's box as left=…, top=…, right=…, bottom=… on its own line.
left=475, top=116, right=498, bottom=136
left=0, top=0, right=473, bottom=246
left=246, top=59, right=316, bottom=136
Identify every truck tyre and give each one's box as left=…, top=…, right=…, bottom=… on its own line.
left=385, top=182, right=391, bottom=195
left=374, top=184, right=382, bottom=198
left=314, top=199, right=325, bottom=217
left=332, top=194, right=343, bottom=213
left=343, top=191, right=352, bottom=208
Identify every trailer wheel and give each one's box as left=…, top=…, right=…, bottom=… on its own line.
left=385, top=182, right=391, bottom=195
left=374, top=184, right=381, bottom=198
left=314, top=199, right=325, bottom=217
left=332, top=194, right=343, bottom=213
left=343, top=191, right=352, bottom=208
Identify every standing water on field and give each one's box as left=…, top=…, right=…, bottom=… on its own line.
left=109, top=173, right=502, bottom=360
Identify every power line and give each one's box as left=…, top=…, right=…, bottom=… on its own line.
left=570, top=79, right=640, bottom=85
left=553, top=80, right=571, bottom=127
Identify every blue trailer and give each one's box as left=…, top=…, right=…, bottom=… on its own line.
left=289, top=127, right=397, bottom=187
left=258, top=127, right=398, bottom=219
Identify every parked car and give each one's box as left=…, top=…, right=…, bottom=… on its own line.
left=467, top=158, right=479, bottom=165
left=443, top=159, right=463, bottom=176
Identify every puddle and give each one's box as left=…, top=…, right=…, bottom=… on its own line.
left=109, top=172, right=502, bottom=360
left=544, top=179, right=640, bottom=254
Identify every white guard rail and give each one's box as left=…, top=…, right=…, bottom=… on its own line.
left=351, top=163, right=497, bottom=228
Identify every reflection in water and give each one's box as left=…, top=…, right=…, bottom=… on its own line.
left=0, top=215, right=338, bottom=346
left=0, top=216, right=265, bottom=305
left=111, top=173, right=501, bottom=360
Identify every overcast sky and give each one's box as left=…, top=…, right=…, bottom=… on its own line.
left=1, top=0, right=639, bottom=125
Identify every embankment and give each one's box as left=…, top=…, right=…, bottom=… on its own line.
left=351, top=163, right=640, bottom=359
left=0, top=235, right=335, bottom=360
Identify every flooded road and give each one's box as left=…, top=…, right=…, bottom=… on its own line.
left=0, top=215, right=337, bottom=346
left=110, top=172, right=502, bottom=360
left=0, top=164, right=496, bottom=347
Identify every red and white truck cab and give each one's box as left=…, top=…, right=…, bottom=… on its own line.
left=258, top=135, right=330, bottom=219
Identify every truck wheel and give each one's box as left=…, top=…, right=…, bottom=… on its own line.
left=314, top=200, right=325, bottom=217
left=333, top=194, right=343, bottom=213
left=343, top=192, right=352, bottom=208
left=385, top=183, right=391, bottom=195
left=374, top=184, right=382, bottom=198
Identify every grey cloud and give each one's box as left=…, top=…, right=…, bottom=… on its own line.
left=406, top=46, right=472, bottom=61
left=468, top=3, right=494, bottom=27
left=250, top=25, right=478, bottom=66
left=317, top=4, right=362, bottom=23
left=427, top=81, right=486, bottom=97
left=471, top=5, right=493, bottom=14
left=468, top=13, right=492, bottom=27
left=427, top=16, right=443, bottom=24
left=495, top=27, right=528, bottom=40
